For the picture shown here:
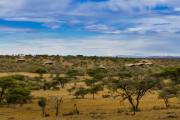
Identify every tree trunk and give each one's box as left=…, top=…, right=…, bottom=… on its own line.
left=127, top=96, right=136, bottom=115
left=55, top=97, right=63, bottom=120
left=0, top=88, right=5, bottom=103
left=93, top=93, right=95, bottom=99
left=42, top=107, right=45, bottom=117
left=135, top=97, right=140, bottom=112
left=135, top=101, right=139, bottom=112
left=82, top=95, right=84, bottom=99
left=132, top=106, right=136, bottom=115
left=164, top=98, right=170, bottom=109
left=62, top=83, right=64, bottom=88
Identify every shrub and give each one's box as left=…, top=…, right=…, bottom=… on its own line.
left=74, top=87, right=88, bottom=99
left=6, top=87, right=31, bottom=106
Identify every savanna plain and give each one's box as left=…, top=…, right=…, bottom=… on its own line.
left=0, top=55, right=179, bottom=120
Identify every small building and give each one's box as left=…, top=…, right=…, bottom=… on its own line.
left=139, top=60, right=153, bottom=65
left=99, top=65, right=106, bottom=69
left=44, top=60, right=54, bottom=65
left=125, top=59, right=153, bottom=67
left=16, top=58, right=26, bottom=63
left=125, top=63, right=136, bottom=67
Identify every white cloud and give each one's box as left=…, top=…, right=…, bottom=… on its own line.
left=85, top=24, right=122, bottom=34
left=0, top=0, right=24, bottom=16
left=0, top=0, right=179, bottom=56
left=126, top=15, right=180, bottom=34
left=0, top=0, right=180, bottom=32
left=0, top=0, right=179, bottom=19
left=0, top=26, right=34, bottom=33
left=107, top=0, right=180, bottom=11
left=0, top=35, right=177, bottom=56
left=0, top=0, right=71, bottom=24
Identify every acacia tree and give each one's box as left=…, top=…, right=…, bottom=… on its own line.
left=83, top=67, right=107, bottom=99
left=35, top=68, right=48, bottom=91
left=110, top=75, right=158, bottom=115
left=88, top=84, right=103, bottom=99
left=53, top=77, right=70, bottom=88
left=85, top=79, right=97, bottom=99
left=87, top=67, right=107, bottom=80
left=35, top=68, right=47, bottom=79
left=74, top=87, right=88, bottom=99
left=157, top=67, right=180, bottom=108
left=0, top=77, right=17, bottom=103
left=66, top=68, right=80, bottom=80
left=6, top=87, right=31, bottom=106
left=85, top=79, right=103, bottom=99
left=159, top=67, right=180, bottom=80
left=159, top=87, right=177, bottom=109
left=66, top=68, right=80, bottom=88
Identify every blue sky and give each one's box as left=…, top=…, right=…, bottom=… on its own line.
left=0, top=0, right=180, bottom=56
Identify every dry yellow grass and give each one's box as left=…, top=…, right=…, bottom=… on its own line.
left=0, top=72, right=39, bottom=78
left=0, top=72, right=180, bottom=120
left=0, top=89, right=180, bottom=120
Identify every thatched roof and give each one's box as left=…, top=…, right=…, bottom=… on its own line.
left=99, top=65, right=106, bottom=69
left=125, top=60, right=153, bottom=67
left=125, top=63, right=136, bottom=67
left=16, top=58, right=26, bottom=63
left=44, top=60, right=54, bottom=65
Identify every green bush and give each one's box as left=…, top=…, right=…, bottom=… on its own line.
left=6, top=87, right=31, bottom=105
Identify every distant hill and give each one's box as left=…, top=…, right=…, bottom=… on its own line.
left=116, top=55, right=180, bottom=59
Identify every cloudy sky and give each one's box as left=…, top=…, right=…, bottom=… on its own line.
left=0, top=0, right=180, bottom=56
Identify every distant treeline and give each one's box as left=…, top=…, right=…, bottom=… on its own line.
left=0, top=55, right=179, bottom=73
